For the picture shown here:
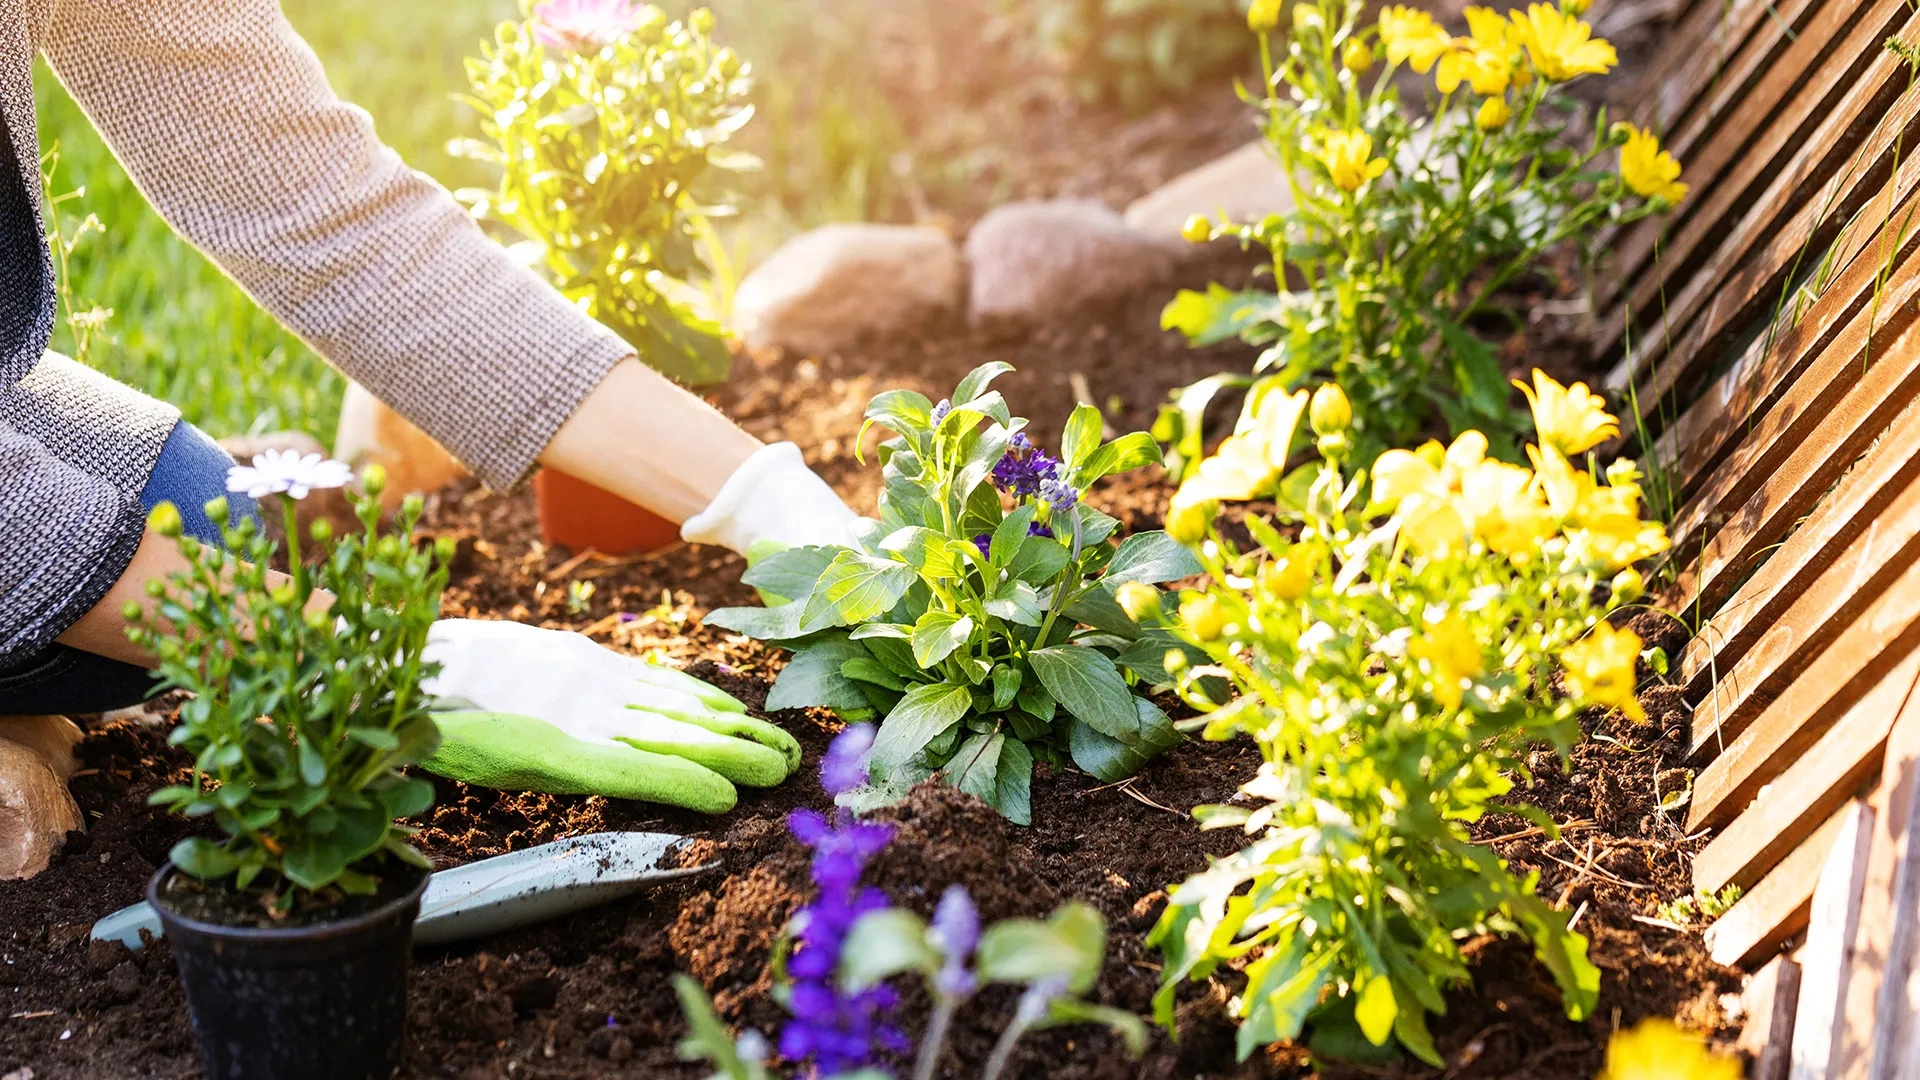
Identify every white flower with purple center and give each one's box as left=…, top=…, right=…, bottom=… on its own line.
left=530, top=0, right=645, bottom=53
left=225, top=450, right=354, bottom=501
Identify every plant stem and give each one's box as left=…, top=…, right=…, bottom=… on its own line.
left=912, top=998, right=958, bottom=1080
left=979, top=1018, right=1034, bottom=1080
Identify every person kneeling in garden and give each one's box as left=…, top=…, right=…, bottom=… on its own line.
left=0, top=0, right=857, bottom=879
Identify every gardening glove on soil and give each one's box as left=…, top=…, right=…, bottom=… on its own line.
left=418, top=620, right=802, bottom=814
left=680, top=441, right=859, bottom=558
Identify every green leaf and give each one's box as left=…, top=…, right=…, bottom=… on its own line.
left=1353, top=974, right=1398, bottom=1047
left=949, top=731, right=1004, bottom=803
left=1160, top=284, right=1282, bottom=346
left=1106, top=531, right=1202, bottom=585
left=839, top=908, right=938, bottom=991
left=992, top=503, right=1038, bottom=566
left=881, top=527, right=967, bottom=579
left=372, top=775, right=435, bottom=819
left=1061, top=404, right=1104, bottom=469
left=977, top=902, right=1106, bottom=992
left=768, top=637, right=871, bottom=711
left=1068, top=718, right=1147, bottom=782
left=672, top=975, right=766, bottom=1080
left=1235, top=936, right=1325, bottom=1061
left=1062, top=582, right=1139, bottom=638
left=984, top=582, right=1045, bottom=626
left=169, top=837, right=238, bottom=881
left=296, top=735, right=327, bottom=786
left=703, top=602, right=808, bottom=642
left=1041, top=999, right=1149, bottom=1057
left=911, top=610, right=975, bottom=668
left=871, top=682, right=973, bottom=769
left=799, top=551, right=918, bottom=633
left=346, top=728, right=399, bottom=751
left=1030, top=647, right=1138, bottom=740
left=741, top=545, right=838, bottom=603
left=1074, top=431, right=1162, bottom=486
left=953, top=424, right=1014, bottom=502
left=991, top=664, right=1023, bottom=710
left=283, top=836, right=350, bottom=891
left=1007, top=534, right=1072, bottom=585
left=842, top=657, right=908, bottom=692
left=860, top=389, right=934, bottom=456
left=953, top=361, right=1014, bottom=405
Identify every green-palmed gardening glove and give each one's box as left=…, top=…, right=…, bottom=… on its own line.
left=419, top=619, right=801, bottom=813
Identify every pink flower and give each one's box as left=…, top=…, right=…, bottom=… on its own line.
left=531, top=0, right=643, bottom=53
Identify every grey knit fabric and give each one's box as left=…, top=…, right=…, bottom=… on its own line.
left=0, top=0, right=637, bottom=666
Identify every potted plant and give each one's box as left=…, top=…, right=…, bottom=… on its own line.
left=127, top=460, right=452, bottom=1080
left=457, top=1, right=755, bottom=553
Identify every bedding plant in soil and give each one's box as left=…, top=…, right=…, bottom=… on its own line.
left=1, top=255, right=1736, bottom=1078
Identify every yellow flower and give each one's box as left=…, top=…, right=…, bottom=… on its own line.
left=1264, top=544, right=1316, bottom=600
left=1562, top=622, right=1646, bottom=722
left=1477, top=96, right=1512, bottom=129
left=1563, top=0, right=1592, bottom=13
left=1598, top=1019, right=1742, bottom=1080
left=1371, top=432, right=1491, bottom=556
left=1462, top=5, right=1518, bottom=49
left=1437, top=14, right=1516, bottom=95
left=1378, top=6, right=1452, bottom=73
left=1166, top=388, right=1309, bottom=540
left=1343, top=39, right=1375, bottom=72
left=1526, top=442, right=1671, bottom=570
left=1515, top=368, right=1619, bottom=456
left=1248, top=0, right=1283, bottom=33
left=1510, top=4, right=1616, bottom=82
left=1181, top=214, right=1213, bottom=244
left=1410, top=611, right=1483, bottom=710
left=1618, top=123, right=1690, bottom=203
left=1317, top=129, right=1390, bottom=192
left=1460, top=459, right=1555, bottom=556
left=1309, top=383, right=1352, bottom=435
left=1181, top=595, right=1228, bottom=641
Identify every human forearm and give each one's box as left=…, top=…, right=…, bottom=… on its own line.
left=55, top=529, right=332, bottom=668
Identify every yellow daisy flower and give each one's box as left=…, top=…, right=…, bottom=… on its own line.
left=1410, top=611, right=1484, bottom=710
left=1510, top=4, right=1616, bottom=81
left=1316, top=130, right=1390, bottom=192
left=1599, top=1019, right=1742, bottom=1080
left=1619, top=123, right=1690, bottom=203
left=1477, top=96, right=1512, bottom=129
left=1378, top=6, right=1453, bottom=73
left=1515, top=368, right=1619, bottom=456
left=1562, top=621, right=1646, bottom=722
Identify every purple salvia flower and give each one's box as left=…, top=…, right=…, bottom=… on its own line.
left=972, top=534, right=993, bottom=559
left=929, top=885, right=981, bottom=998
left=930, top=399, right=953, bottom=426
left=819, top=724, right=878, bottom=796
left=990, top=441, right=1061, bottom=499
left=1009, top=431, right=1034, bottom=454
left=1027, top=521, right=1054, bottom=539
left=1038, top=477, right=1079, bottom=513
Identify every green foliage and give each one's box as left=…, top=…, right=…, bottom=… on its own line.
left=1161, top=0, right=1674, bottom=470
left=707, top=364, right=1193, bottom=823
left=1655, top=885, right=1743, bottom=927
left=131, top=474, right=452, bottom=902
left=998, top=0, right=1256, bottom=110
left=456, top=4, right=752, bottom=385
left=1144, top=383, right=1677, bottom=1061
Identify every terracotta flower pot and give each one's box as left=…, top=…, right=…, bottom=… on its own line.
left=534, top=469, right=682, bottom=554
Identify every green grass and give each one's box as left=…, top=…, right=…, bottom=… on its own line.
left=34, top=0, right=922, bottom=442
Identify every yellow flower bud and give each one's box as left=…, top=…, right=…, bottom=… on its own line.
left=1477, top=96, right=1511, bottom=130
left=122, top=601, right=144, bottom=622
left=1116, top=581, right=1164, bottom=623
left=689, top=6, right=715, bottom=34
left=271, top=583, right=299, bottom=609
left=1180, top=595, right=1228, bottom=641
left=310, top=518, right=333, bottom=545
left=148, top=501, right=184, bottom=539
left=1290, top=1, right=1319, bottom=33
left=636, top=6, right=667, bottom=43
left=1309, top=383, right=1352, bottom=436
left=1343, top=39, right=1374, bottom=72
left=202, top=496, right=229, bottom=528
left=1166, top=495, right=1213, bottom=545
left=146, top=579, right=167, bottom=599
left=1265, top=547, right=1314, bottom=600
left=1564, top=0, right=1591, bottom=13
left=1248, top=0, right=1284, bottom=34
left=1181, top=214, right=1213, bottom=244
left=1611, top=568, right=1645, bottom=603
left=360, top=462, right=388, bottom=498
left=1163, top=648, right=1189, bottom=672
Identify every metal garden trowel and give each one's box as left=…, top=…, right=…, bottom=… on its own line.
left=90, top=831, right=712, bottom=951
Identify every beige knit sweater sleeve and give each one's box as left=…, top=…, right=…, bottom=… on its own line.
left=38, top=0, right=637, bottom=492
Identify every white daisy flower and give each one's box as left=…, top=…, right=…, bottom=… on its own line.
left=226, top=449, right=355, bottom=500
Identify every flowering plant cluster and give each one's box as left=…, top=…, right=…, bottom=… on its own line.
left=999, top=0, right=1258, bottom=111
left=675, top=726, right=1144, bottom=1080
left=456, top=0, right=753, bottom=386
left=1158, top=0, right=1687, bottom=471
left=130, top=460, right=452, bottom=904
left=1138, top=374, right=1667, bottom=1061
left=709, top=364, right=1196, bottom=823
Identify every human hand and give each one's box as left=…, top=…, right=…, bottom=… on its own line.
left=418, top=619, right=801, bottom=813
left=680, top=441, right=860, bottom=556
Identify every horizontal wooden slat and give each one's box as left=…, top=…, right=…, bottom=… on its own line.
left=1600, top=0, right=1855, bottom=311
left=1604, top=6, right=1920, bottom=403
left=1652, top=183, right=1920, bottom=501
left=1691, top=643, right=1915, bottom=895
left=1706, top=801, right=1853, bottom=968
left=1689, top=548, right=1920, bottom=830
left=1659, top=300, right=1920, bottom=623
left=1680, top=396, right=1920, bottom=700
left=1631, top=0, right=1785, bottom=139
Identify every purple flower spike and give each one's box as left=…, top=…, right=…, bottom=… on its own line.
left=930, top=885, right=981, bottom=998
left=972, top=534, right=993, bottom=559
left=991, top=439, right=1062, bottom=499
left=1009, top=432, right=1034, bottom=454
left=1038, top=477, right=1079, bottom=513
left=930, top=399, right=953, bottom=426
left=820, top=724, right=878, bottom=796
left=1027, top=521, right=1054, bottom=540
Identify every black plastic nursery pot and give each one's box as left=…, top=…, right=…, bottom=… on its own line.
left=146, top=861, right=430, bottom=1080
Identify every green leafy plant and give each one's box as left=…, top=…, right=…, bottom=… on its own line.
left=1158, top=0, right=1685, bottom=473
left=1655, top=885, right=1742, bottom=927
left=995, top=0, right=1256, bottom=111
left=707, top=363, right=1197, bottom=824
left=130, top=465, right=452, bottom=905
left=1142, top=375, right=1670, bottom=1062
left=456, top=1, right=754, bottom=385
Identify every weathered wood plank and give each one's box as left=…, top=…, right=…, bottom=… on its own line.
left=1691, top=643, right=1916, bottom=894
left=1628, top=0, right=1775, bottom=139
left=1832, top=663, right=1920, bottom=1079
left=1601, top=0, right=1863, bottom=310
left=1708, top=803, right=1852, bottom=968
left=1682, top=443, right=1920, bottom=750
left=1679, top=392, right=1920, bottom=698
left=1660, top=303, right=1920, bottom=626
left=1742, top=955, right=1802, bottom=1080
left=1688, top=545, right=1920, bottom=830
left=1604, top=5, right=1920, bottom=400
left=1788, top=799, right=1875, bottom=1080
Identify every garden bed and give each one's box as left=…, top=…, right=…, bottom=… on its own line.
left=1, top=247, right=1737, bottom=1078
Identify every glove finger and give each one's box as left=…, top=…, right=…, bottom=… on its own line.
left=613, top=713, right=798, bottom=788
left=628, top=665, right=750, bottom=715
left=425, top=711, right=740, bottom=814
left=641, top=707, right=803, bottom=775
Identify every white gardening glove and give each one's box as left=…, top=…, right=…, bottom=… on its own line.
left=680, top=441, right=860, bottom=558
left=418, top=620, right=802, bottom=814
